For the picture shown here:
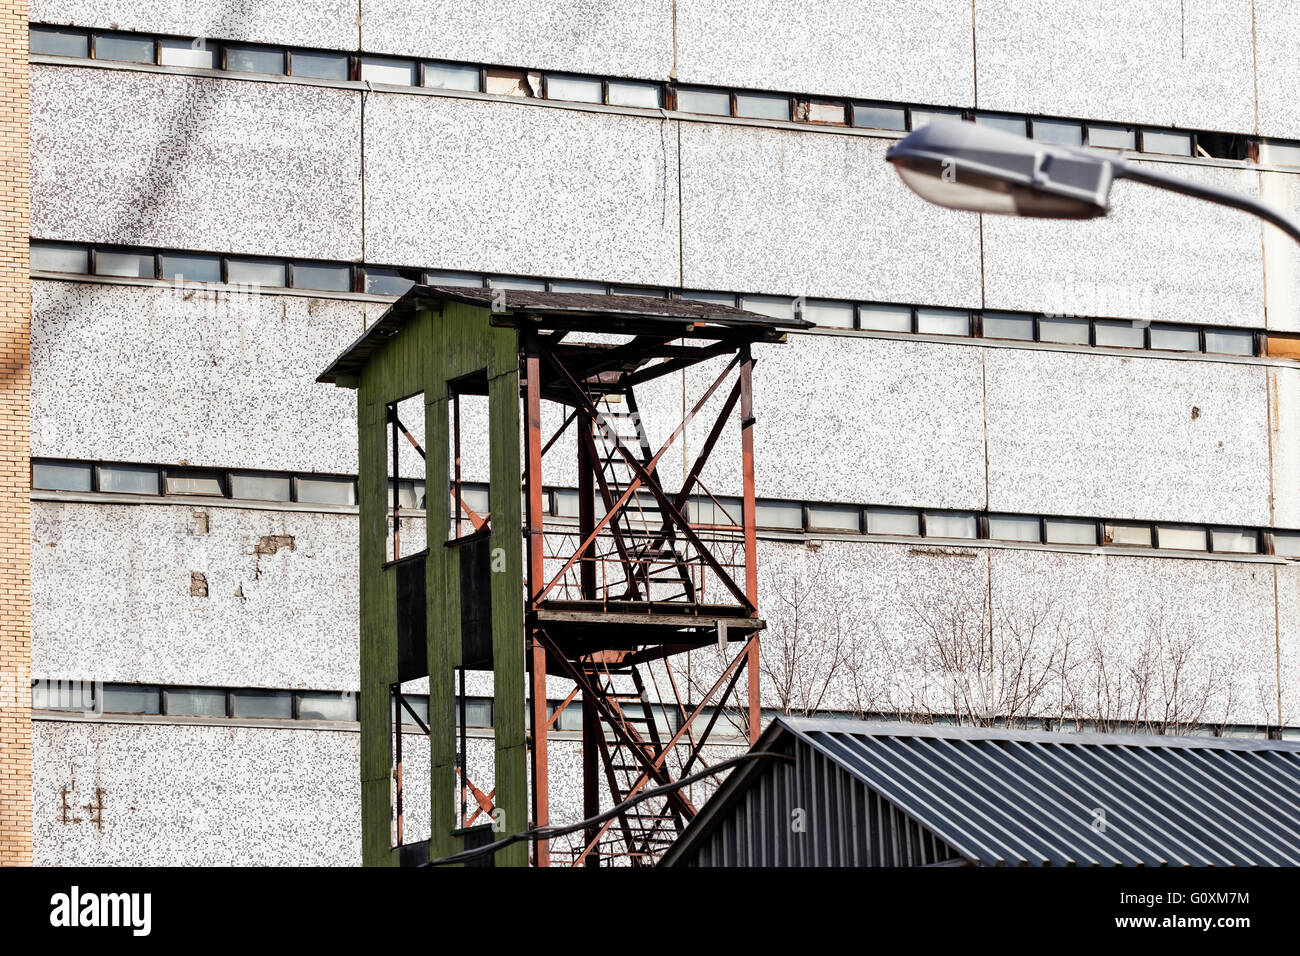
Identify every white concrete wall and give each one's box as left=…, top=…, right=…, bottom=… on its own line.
left=985, top=348, right=1271, bottom=525
left=974, top=0, right=1256, bottom=133
left=676, top=0, right=974, bottom=106
left=31, top=0, right=359, bottom=49
left=30, top=66, right=363, bottom=261
left=32, top=281, right=368, bottom=473
left=32, top=501, right=360, bottom=689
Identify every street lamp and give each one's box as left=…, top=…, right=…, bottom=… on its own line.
left=886, top=119, right=1300, bottom=243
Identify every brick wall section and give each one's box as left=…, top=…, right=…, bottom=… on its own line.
left=0, top=0, right=30, bottom=866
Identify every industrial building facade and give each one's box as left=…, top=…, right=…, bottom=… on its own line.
left=7, top=1, right=1300, bottom=865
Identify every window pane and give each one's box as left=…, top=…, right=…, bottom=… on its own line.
left=292, top=262, right=351, bottom=291
left=226, top=257, right=286, bottom=287
left=1156, top=524, right=1207, bottom=551
left=1088, top=124, right=1136, bottom=150
left=1142, top=129, right=1193, bottom=156
left=910, top=107, right=962, bottom=129
left=424, top=61, right=479, bottom=91
left=31, top=242, right=89, bottom=274
left=982, top=312, right=1034, bottom=341
left=866, top=507, right=920, bottom=536
left=290, top=50, right=349, bottom=80
left=804, top=99, right=846, bottom=124
left=159, top=38, right=218, bottom=69
left=33, top=679, right=97, bottom=711
left=545, top=73, right=602, bottom=103
left=677, top=87, right=730, bottom=115
left=1044, top=517, right=1097, bottom=545
left=1039, top=316, right=1089, bottom=344
left=741, top=295, right=795, bottom=319
left=736, top=92, right=790, bottom=120
left=916, top=308, right=969, bottom=336
left=96, top=464, right=159, bottom=495
left=988, top=514, right=1040, bottom=542
left=859, top=303, right=912, bottom=332
left=1204, top=328, right=1254, bottom=355
left=1260, top=140, right=1300, bottom=167
left=231, top=689, right=293, bottom=719
left=297, top=475, right=356, bottom=505
left=160, top=253, right=221, bottom=282
left=225, top=45, right=285, bottom=74
left=459, top=484, right=489, bottom=516
left=608, top=80, right=660, bottom=108
left=165, top=687, right=226, bottom=717
left=1149, top=323, right=1200, bottom=351
left=94, top=33, right=155, bottom=63
left=229, top=472, right=291, bottom=501
left=101, top=684, right=160, bottom=714
left=548, top=280, right=606, bottom=294
left=33, top=461, right=92, bottom=492
left=680, top=290, right=737, bottom=306
left=1103, top=521, right=1152, bottom=547
left=609, top=285, right=665, bottom=298
left=1210, top=527, right=1257, bottom=553
left=489, top=276, right=546, bottom=291
left=755, top=499, right=803, bottom=529
left=552, top=488, right=580, bottom=517
left=688, top=496, right=742, bottom=526
left=460, top=698, right=492, bottom=727
left=395, top=694, right=429, bottom=725
left=1274, top=531, right=1300, bottom=557
left=165, top=471, right=224, bottom=496
left=1032, top=119, right=1083, bottom=146
left=924, top=511, right=977, bottom=538
left=365, top=269, right=416, bottom=296
left=95, top=250, right=154, bottom=278
left=484, top=68, right=530, bottom=96
left=1093, top=319, right=1145, bottom=349
left=975, top=113, right=1026, bottom=136
left=360, top=57, right=416, bottom=85
left=552, top=700, right=583, bottom=732
left=803, top=299, right=854, bottom=328
left=852, top=102, right=907, bottom=130
left=298, top=691, right=356, bottom=721
left=807, top=503, right=860, bottom=532
left=425, top=269, right=482, bottom=288
left=31, top=27, right=89, bottom=57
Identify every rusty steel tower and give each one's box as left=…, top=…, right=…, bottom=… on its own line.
left=319, top=286, right=806, bottom=866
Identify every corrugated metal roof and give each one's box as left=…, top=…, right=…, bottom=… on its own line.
left=318, top=285, right=808, bottom=384
left=663, top=717, right=1300, bottom=867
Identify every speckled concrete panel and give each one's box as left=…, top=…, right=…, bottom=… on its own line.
left=985, top=348, right=1270, bottom=525
left=31, top=0, right=358, bottom=50
left=31, top=281, right=364, bottom=473
left=360, top=0, right=672, bottom=80
left=1270, top=367, right=1300, bottom=529
left=679, top=123, right=982, bottom=307
left=1253, top=0, right=1300, bottom=139
left=1260, top=169, right=1300, bottom=333
left=755, top=538, right=992, bottom=716
left=32, top=502, right=359, bottom=690
left=656, top=336, right=986, bottom=507
left=990, top=549, right=1279, bottom=727
left=1275, top=564, right=1300, bottom=727
left=30, top=66, right=361, bottom=260
left=33, top=721, right=360, bottom=865
left=974, top=0, right=1255, bottom=133
left=982, top=164, right=1265, bottom=327
left=675, top=0, right=973, bottom=106
left=363, top=95, right=680, bottom=286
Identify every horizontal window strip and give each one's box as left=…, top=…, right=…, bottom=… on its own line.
left=29, top=240, right=1277, bottom=360
left=31, top=458, right=1300, bottom=559
left=30, top=679, right=1290, bottom=740
left=28, top=24, right=1300, bottom=168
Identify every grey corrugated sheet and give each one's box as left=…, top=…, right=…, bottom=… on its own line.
left=662, top=718, right=1300, bottom=867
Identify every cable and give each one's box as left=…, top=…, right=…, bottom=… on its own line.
left=419, top=749, right=790, bottom=867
